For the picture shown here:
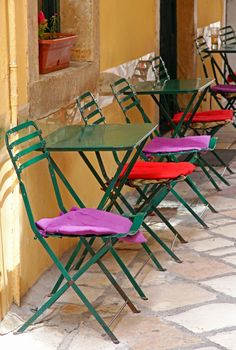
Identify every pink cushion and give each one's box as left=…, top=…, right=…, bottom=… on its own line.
left=143, top=136, right=211, bottom=154
left=36, top=207, right=146, bottom=243
left=173, top=110, right=233, bottom=124
left=211, top=84, right=236, bottom=93
left=120, top=161, right=195, bottom=180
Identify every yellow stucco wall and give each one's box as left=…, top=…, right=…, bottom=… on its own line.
left=15, top=1, right=28, bottom=107
left=197, top=0, right=224, bottom=28
left=197, top=0, right=225, bottom=110
left=100, top=0, right=156, bottom=71
left=0, top=0, right=10, bottom=123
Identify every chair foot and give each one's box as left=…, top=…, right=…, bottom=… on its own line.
left=142, top=296, right=149, bottom=301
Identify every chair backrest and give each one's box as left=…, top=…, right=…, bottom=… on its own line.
left=195, top=35, right=227, bottom=84
left=131, top=59, right=152, bottom=82
left=194, top=36, right=212, bottom=78
left=110, top=78, right=160, bottom=135
left=219, top=25, right=236, bottom=45
left=76, top=91, right=106, bottom=125
left=150, top=56, right=170, bottom=83
left=5, top=121, right=82, bottom=233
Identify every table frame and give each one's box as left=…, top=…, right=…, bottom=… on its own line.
left=133, top=78, right=214, bottom=137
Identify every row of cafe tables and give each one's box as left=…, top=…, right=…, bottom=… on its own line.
left=45, top=77, right=215, bottom=211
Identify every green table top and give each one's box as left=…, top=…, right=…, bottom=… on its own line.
left=45, top=123, right=157, bottom=152
left=205, top=44, right=236, bottom=53
left=134, top=77, right=214, bottom=95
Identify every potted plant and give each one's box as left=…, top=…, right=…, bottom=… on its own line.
left=38, top=11, right=78, bottom=74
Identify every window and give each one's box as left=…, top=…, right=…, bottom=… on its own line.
left=38, top=0, right=60, bottom=31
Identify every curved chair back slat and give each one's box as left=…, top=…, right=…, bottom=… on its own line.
left=76, top=92, right=106, bottom=125
left=219, top=25, right=236, bottom=45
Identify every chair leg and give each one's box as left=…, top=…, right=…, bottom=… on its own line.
left=184, top=176, right=218, bottom=213
left=82, top=239, right=141, bottom=312
left=141, top=242, right=166, bottom=271
left=196, top=158, right=222, bottom=191
left=109, top=246, right=148, bottom=299
left=51, top=240, right=83, bottom=294
left=198, top=154, right=231, bottom=186
left=116, top=191, right=182, bottom=262
left=17, top=240, right=121, bottom=344
left=211, top=149, right=234, bottom=174
left=135, top=186, right=187, bottom=244
left=142, top=222, right=182, bottom=263
left=170, top=186, right=208, bottom=228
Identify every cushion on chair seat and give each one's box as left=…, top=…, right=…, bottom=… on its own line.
left=173, top=110, right=233, bottom=124
left=143, top=135, right=211, bottom=154
left=211, top=84, right=236, bottom=93
left=120, top=161, right=195, bottom=180
left=36, top=207, right=146, bottom=243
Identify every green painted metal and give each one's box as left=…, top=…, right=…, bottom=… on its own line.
left=76, top=91, right=106, bottom=125
left=45, top=124, right=157, bottom=152
left=133, top=77, right=214, bottom=95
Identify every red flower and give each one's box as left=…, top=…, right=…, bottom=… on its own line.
left=38, top=10, right=46, bottom=24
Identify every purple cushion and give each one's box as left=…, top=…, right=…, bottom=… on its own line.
left=36, top=207, right=146, bottom=244
left=143, top=136, right=211, bottom=154
left=211, top=84, right=236, bottom=93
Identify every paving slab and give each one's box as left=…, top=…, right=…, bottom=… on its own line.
left=188, top=237, right=234, bottom=252
left=201, top=274, right=236, bottom=297
left=208, top=330, right=236, bottom=350
left=165, top=303, right=236, bottom=333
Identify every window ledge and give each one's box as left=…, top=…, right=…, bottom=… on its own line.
left=38, top=61, right=92, bottom=81
left=30, top=60, right=99, bottom=119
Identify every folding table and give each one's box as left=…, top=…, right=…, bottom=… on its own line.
left=204, top=44, right=236, bottom=84
left=133, top=77, right=215, bottom=137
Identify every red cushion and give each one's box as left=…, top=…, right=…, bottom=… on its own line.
left=227, top=72, right=236, bottom=83
left=173, top=110, right=233, bottom=124
left=120, top=161, right=195, bottom=180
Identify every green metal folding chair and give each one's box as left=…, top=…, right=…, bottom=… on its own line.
left=5, top=120, right=154, bottom=344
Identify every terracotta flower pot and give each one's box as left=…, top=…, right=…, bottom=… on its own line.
left=39, top=33, right=78, bottom=74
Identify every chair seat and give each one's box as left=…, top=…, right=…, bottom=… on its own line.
left=36, top=207, right=146, bottom=243
left=120, top=161, right=195, bottom=180
left=211, top=84, right=236, bottom=94
left=173, top=110, right=233, bottom=124
left=143, top=135, right=211, bottom=154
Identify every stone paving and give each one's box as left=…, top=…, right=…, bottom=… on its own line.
left=1, top=125, right=236, bottom=349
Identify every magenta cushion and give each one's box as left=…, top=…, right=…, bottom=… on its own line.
left=211, top=84, right=236, bottom=93
left=143, top=135, right=211, bottom=154
left=36, top=207, right=146, bottom=243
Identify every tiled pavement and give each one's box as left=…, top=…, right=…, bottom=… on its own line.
left=1, top=125, right=236, bottom=349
